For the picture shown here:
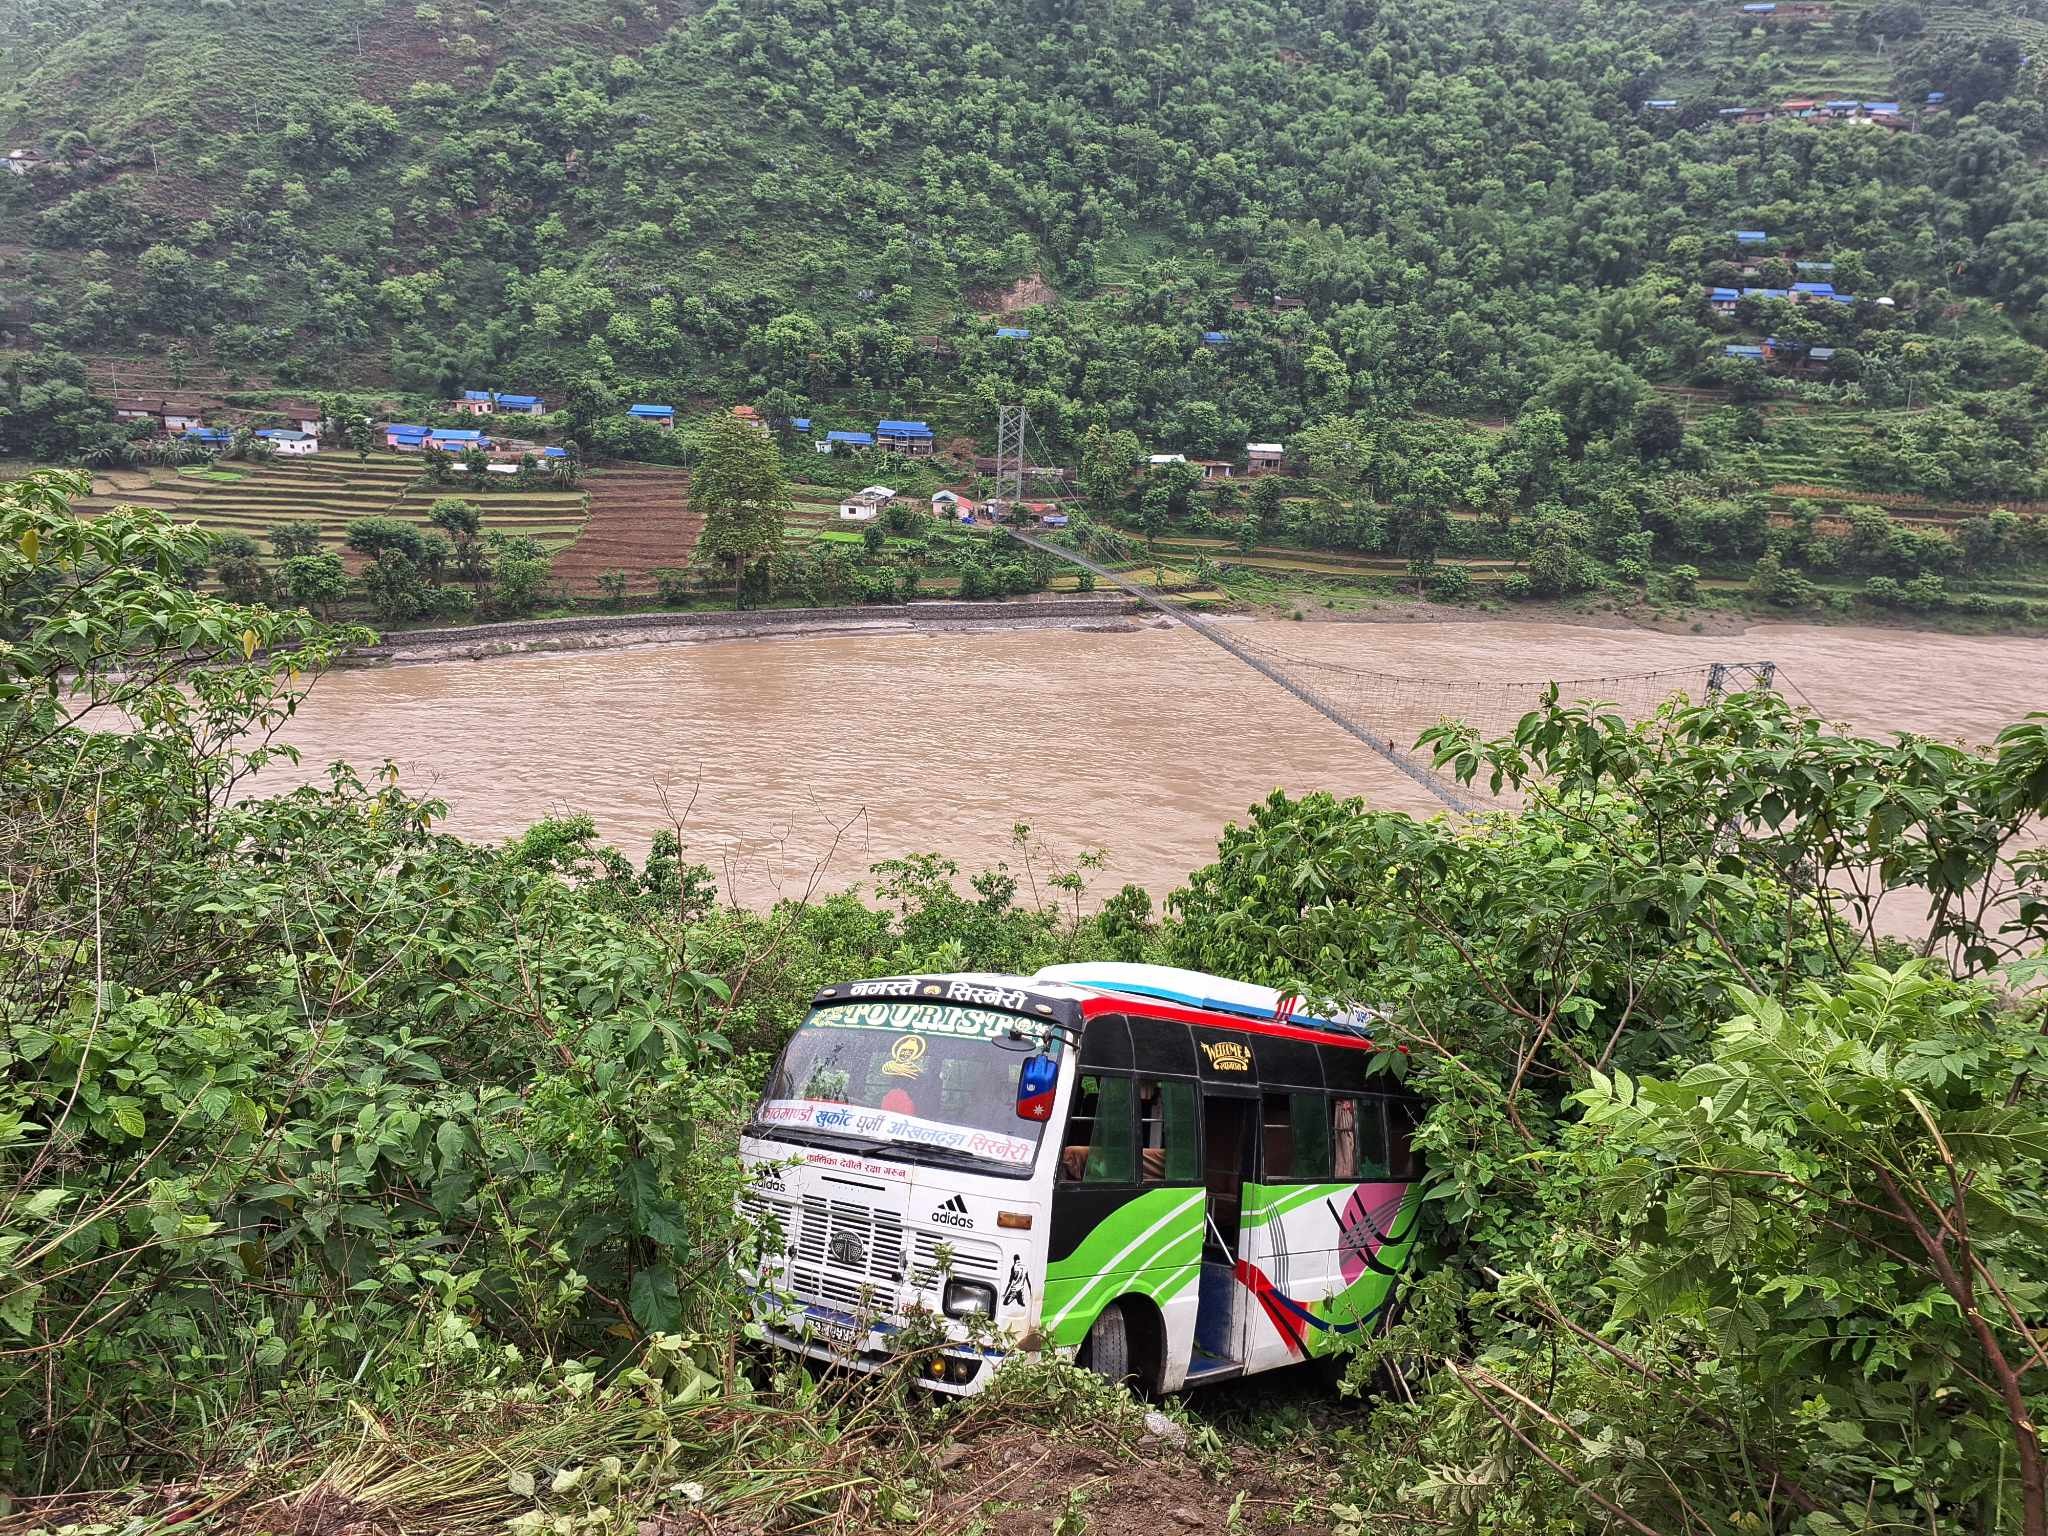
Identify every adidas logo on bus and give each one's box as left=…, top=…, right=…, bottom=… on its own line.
left=933, top=1195, right=975, bottom=1229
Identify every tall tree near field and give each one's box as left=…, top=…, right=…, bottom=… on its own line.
left=691, top=410, right=790, bottom=610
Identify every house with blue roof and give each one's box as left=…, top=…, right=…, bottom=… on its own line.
left=255, top=428, right=318, bottom=456
left=456, top=390, right=545, bottom=415
left=1742, top=286, right=1792, bottom=300
left=1864, top=101, right=1901, bottom=116
left=1202, top=331, right=1231, bottom=346
left=182, top=427, right=234, bottom=449
left=1741, top=3, right=1776, bottom=12
left=1927, top=91, right=1946, bottom=105
left=995, top=326, right=1031, bottom=339
left=1734, top=230, right=1768, bottom=243
left=876, top=419, right=936, bottom=456
left=792, top=418, right=812, bottom=432
left=427, top=428, right=488, bottom=452
left=1708, top=286, right=1743, bottom=314
left=1792, top=281, right=1835, bottom=300
left=628, top=404, right=675, bottom=428
left=1725, top=344, right=1766, bottom=359
left=385, top=423, right=431, bottom=451
left=1795, top=261, right=1835, bottom=273
left=818, top=429, right=875, bottom=454
left=541, top=446, right=569, bottom=459
left=1645, top=99, right=1679, bottom=109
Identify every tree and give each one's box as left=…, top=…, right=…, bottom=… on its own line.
left=345, top=516, right=428, bottom=563
left=428, top=496, right=486, bottom=588
left=486, top=531, right=552, bottom=614
left=1631, top=402, right=1684, bottom=460
left=268, top=523, right=322, bottom=559
left=277, top=552, right=347, bottom=617
left=690, top=408, right=790, bottom=609
left=1079, top=425, right=1140, bottom=513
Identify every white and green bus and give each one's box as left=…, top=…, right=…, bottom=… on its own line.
left=738, top=963, right=1423, bottom=1394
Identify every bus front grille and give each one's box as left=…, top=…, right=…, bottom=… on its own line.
left=785, top=1197, right=907, bottom=1315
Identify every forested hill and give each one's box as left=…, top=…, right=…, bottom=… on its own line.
left=1, top=0, right=2043, bottom=457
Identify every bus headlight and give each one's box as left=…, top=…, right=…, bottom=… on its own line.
left=943, top=1280, right=997, bottom=1318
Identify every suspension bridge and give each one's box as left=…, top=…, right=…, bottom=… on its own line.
left=1002, top=526, right=1777, bottom=816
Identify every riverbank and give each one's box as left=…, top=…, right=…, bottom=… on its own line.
left=361, top=595, right=1148, bottom=664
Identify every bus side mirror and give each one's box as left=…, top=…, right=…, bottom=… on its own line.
left=1016, top=1053, right=1058, bottom=1121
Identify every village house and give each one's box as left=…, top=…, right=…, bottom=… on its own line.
left=855, top=485, right=897, bottom=507
left=819, top=430, right=874, bottom=454
left=1725, top=344, right=1766, bottom=361
left=386, top=423, right=431, bottom=451
left=1147, top=453, right=1187, bottom=468
left=182, top=427, right=233, bottom=450
left=1708, top=286, right=1742, bottom=314
left=837, top=502, right=878, bottom=522
left=792, top=418, right=812, bottom=435
left=1271, top=294, right=1305, bottom=311
left=427, top=427, right=488, bottom=453
left=1201, top=331, right=1231, bottom=347
left=162, top=401, right=206, bottom=433
left=1644, top=99, right=1679, bottom=111
left=628, top=403, right=675, bottom=429
left=455, top=391, right=547, bottom=417
left=733, top=404, right=770, bottom=437
left=1194, top=459, right=1235, bottom=480
left=931, top=490, right=975, bottom=517
left=1734, top=229, right=1769, bottom=246
left=113, top=394, right=164, bottom=427
left=876, top=418, right=935, bottom=456
left=995, top=326, right=1031, bottom=340
left=255, top=429, right=318, bottom=456
left=271, top=401, right=324, bottom=435
left=1247, top=442, right=1286, bottom=475
left=1780, top=98, right=1819, bottom=114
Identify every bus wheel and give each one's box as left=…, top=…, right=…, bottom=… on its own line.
left=1078, top=1301, right=1131, bottom=1385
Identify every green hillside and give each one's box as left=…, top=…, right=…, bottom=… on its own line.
left=2, top=0, right=2044, bottom=459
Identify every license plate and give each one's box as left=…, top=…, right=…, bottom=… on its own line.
left=810, top=1318, right=867, bottom=1358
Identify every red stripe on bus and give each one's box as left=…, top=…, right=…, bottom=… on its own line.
left=1077, top=995, right=1377, bottom=1051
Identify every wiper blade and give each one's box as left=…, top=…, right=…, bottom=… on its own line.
left=900, top=1144, right=1028, bottom=1172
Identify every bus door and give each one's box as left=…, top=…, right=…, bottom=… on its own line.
left=1191, top=1086, right=1256, bottom=1379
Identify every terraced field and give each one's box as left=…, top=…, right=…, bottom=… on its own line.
left=77, top=455, right=588, bottom=566
left=553, top=464, right=695, bottom=597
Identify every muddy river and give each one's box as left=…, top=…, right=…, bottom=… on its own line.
left=264, top=617, right=2048, bottom=906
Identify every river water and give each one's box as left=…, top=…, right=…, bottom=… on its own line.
left=264, top=617, right=2048, bottom=906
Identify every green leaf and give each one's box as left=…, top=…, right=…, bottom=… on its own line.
left=628, top=1265, right=682, bottom=1332
left=0, top=1282, right=41, bottom=1337
left=109, top=1099, right=146, bottom=1139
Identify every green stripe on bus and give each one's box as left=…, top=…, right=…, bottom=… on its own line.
left=1043, top=1189, right=1204, bottom=1347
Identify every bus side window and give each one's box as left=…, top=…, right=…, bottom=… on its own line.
left=1332, top=1097, right=1357, bottom=1179
left=1139, top=1079, right=1198, bottom=1183
left=1290, top=1092, right=1330, bottom=1180
left=1260, top=1092, right=1294, bottom=1179
left=1062, top=1074, right=1136, bottom=1184
left=1387, top=1097, right=1420, bottom=1180
left=1338, top=1098, right=1391, bottom=1180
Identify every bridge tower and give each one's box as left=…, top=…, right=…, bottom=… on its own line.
left=993, top=404, right=1027, bottom=508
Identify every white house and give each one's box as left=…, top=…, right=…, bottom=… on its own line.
left=856, top=484, right=898, bottom=506
left=931, top=490, right=975, bottom=516
left=837, top=504, right=879, bottom=521
left=255, top=429, right=319, bottom=456
left=1148, top=453, right=1187, bottom=466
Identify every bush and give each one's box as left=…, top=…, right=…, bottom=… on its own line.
left=1667, top=563, right=1700, bottom=601
left=652, top=567, right=692, bottom=606
left=1424, top=564, right=1471, bottom=604
left=1500, top=571, right=1532, bottom=600
left=1863, top=574, right=1904, bottom=607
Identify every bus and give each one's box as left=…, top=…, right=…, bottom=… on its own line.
left=736, top=962, right=1424, bottom=1395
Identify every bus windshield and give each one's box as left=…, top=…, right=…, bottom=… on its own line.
left=752, top=999, right=1053, bottom=1173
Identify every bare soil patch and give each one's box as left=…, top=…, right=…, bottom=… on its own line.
left=973, top=271, right=1058, bottom=314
